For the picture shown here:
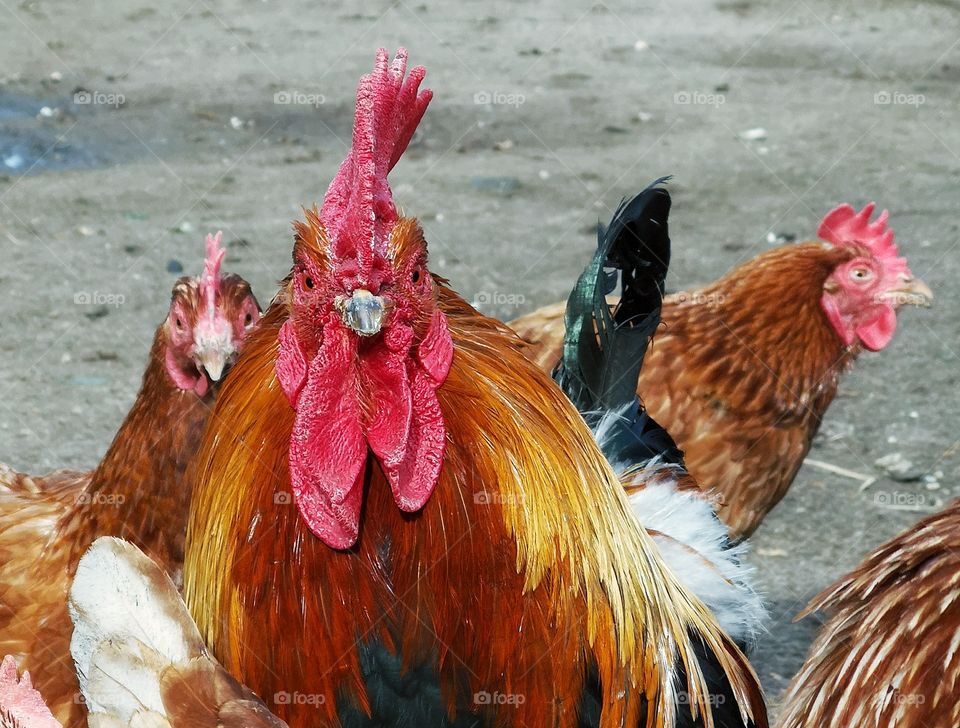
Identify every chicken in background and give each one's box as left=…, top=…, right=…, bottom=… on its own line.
left=511, top=203, right=932, bottom=539
left=553, top=178, right=763, bottom=655
left=0, top=232, right=261, bottom=726
left=183, top=49, right=767, bottom=728
left=776, top=499, right=960, bottom=728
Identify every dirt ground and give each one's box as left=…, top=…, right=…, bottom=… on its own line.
left=2, top=0, right=958, bottom=716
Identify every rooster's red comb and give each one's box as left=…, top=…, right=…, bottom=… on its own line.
left=319, top=48, right=432, bottom=282
left=199, top=231, right=225, bottom=316
left=817, top=203, right=899, bottom=261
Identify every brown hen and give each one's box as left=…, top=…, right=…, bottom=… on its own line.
left=777, top=499, right=960, bottom=728
left=0, top=233, right=260, bottom=726
left=511, top=207, right=931, bottom=539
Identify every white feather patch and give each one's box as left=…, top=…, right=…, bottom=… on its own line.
left=627, top=478, right=766, bottom=644
left=589, top=405, right=766, bottom=643
left=69, top=537, right=201, bottom=721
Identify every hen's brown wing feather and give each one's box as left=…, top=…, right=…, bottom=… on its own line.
left=777, top=500, right=960, bottom=728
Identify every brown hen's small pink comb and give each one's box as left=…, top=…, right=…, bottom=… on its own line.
left=319, top=48, right=432, bottom=283
left=199, top=231, right=225, bottom=317
left=817, top=203, right=899, bottom=261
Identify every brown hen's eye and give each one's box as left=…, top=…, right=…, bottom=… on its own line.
left=244, top=313, right=253, bottom=325
left=175, top=318, right=183, bottom=330
left=411, top=269, right=421, bottom=284
left=304, top=276, right=314, bottom=290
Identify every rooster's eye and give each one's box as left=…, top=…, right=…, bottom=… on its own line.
left=175, top=317, right=183, bottom=330
left=849, top=267, right=872, bottom=282
left=304, top=276, right=314, bottom=290
left=411, top=269, right=421, bottom=284
left=244, top=313, right=253, bottom=326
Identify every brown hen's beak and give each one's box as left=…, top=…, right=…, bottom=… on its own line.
left=197, top=347, right=230, bottom=382
left=337, top=289, right=386, bottom=336
left=882, top=277, right=933, bottom=308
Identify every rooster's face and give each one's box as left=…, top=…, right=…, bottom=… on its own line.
left=817, top=203, right=932, bottom=352
left=277, top=212, right=453, bottom=549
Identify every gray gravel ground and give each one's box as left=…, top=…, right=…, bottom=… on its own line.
left=2, top=0, right=959, bottom=716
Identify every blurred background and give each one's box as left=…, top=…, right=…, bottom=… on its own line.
left=1, top=0, right=957, bottom=712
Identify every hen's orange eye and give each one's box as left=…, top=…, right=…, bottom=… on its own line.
left=304, top=276, right=314, bottom=290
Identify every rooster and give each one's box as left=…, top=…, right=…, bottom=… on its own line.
left=183, top=49, right=766, bottom=728
left=776, top=499, right=960, bottom=728
left=511, top=205, right=932, bottom=539
left=0, top=233, right=261, bottom=726
left=552, top=178, right=762, bottom=650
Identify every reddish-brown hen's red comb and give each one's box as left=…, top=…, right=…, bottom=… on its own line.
left=817, top=203, right=899, bottom=260
left=199, top=231, right=225, bottom=317
left=320, top=48, right=432, bottom=281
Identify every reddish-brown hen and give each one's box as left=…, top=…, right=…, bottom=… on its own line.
left=0, top=233, right=260, bottom=726
left=511, top=207, right=931, bottom=539
left=777, top=499, right=960, bottom=728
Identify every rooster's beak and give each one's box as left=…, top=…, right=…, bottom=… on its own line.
left=337, top=289, right=386, bottom=336
left=881, top=277, right=933, bottom=308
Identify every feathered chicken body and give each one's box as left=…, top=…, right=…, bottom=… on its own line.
left=511, top=210, right=931, bottom=539
left=0, top=235, right=260, bottom=726
left=184, top=50, right=766, bottom=728
left=777, top=499, right=960, bottom=728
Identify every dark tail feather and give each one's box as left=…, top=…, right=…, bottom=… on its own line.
left=554, top=177, right=683, bottom=468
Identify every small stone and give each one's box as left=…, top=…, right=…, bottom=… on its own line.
left=83, top=306, right=109, bottom=321
left=757, top=547, right=787, bottom=557
left=875, top=452, right=924, bottom=482
left=166, top=259, right=184, bottom=273
left=538, top=169, right=550, bottom=180
left=739, top=127, right=767, bottom=142
left=492, top=139, right=514, bottom=151
left=76, top=225, right=95, bottom=237
left=49, top=71, right=63, bottom=82
left=634, top=39, right=649, bottom=51
left=636, top=111, right=653, bottom=122
left=174, top=221, right=194, bottom=234
left=229, top=116, right=245, bottom=129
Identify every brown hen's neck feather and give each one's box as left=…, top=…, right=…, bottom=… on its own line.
left=61, top=327, right=212, bottom=577
left=675, top=242, right=858, bottom=421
